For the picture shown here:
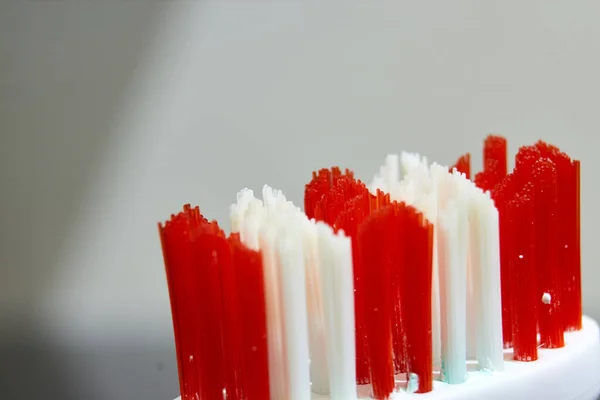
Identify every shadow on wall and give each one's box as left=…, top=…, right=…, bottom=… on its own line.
left=0, top=2, right=170, bottom=399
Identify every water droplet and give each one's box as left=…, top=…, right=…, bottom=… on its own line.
left=407, top=373, right=419, bottom=393
left=542, top=293, right=551, bottom=304
left=252, top=346, right=257, bottom=352
left=374, top=308, right=378, bottom=312
left=518, top=254, right=524, bottom=259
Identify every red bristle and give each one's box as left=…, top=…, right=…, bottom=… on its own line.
left=491, top=174, right=517, bottom=348
left=484, top=135, right=508, bottom=180
left=229, top=235, right=271, bottom=400
left=398, top=205, right=433, bottom=393
left=159, top=221, right=186, bottom=398
left=474, top=170, right=496, bottom=192
left=389, top=212, right=407, bottom=375
left=534, top=140, right=560, bottom=159
left=160, top=206, right=210, bottom=400
left=357, top=205, right=396, bottom=399
left=369, top=188, right=391, bottom=212
left=219, top=234, right=244, bottom=400
left=514, top=145, right=541, bottom=186
left=315, top=175, right=368, bottom=225
left=535, top=142, right=582, bottom=331
left=506, top=184, right=538, bottom=361
left=531, top=159, right=565, bottom=348
left=449, top=153, right=471, bottom=179
left=304, top=167, right=354, bottom=220
left=572, top=160, right=582, bottom=330
left=192, top=224, right=230, bottom=399
left=335, top=193, right=373, bottom=385
left=160, top=207, right=230, bottom=400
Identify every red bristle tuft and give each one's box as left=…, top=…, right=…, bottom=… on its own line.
left=228, top=235, right=271, bottom=400
left=572, top=160, right=582, bottom=330
left=534, top=140, right=560, bottom=159
left=535, top=143, right=582, bottom=331
left=514, top=145, right=541, bottom=186
left=160, top=206, right=229, bottom=400
left=357, top=205, right=396, bottom=399
left=357, top=202, right=434, bottom=397
left=474, top=170, right=496, bottom=192
left=399, top=205, right=434, bottom=393
left=531, top=159, right=565, bottom=348
left=335, top=193, right=373, bottom=384
left=304, top=167, right=354, bottom=220
left=450, top=153, right=471, bottom=179
left=191, top=224, right=230, bottom=399
left=484, top=135, right=508, bottom=180
left=315, top=175, right=368, bottom=225
left=491, top=174, right=517, bottom=348
left=220, top=234, right=244, bottom=400
left=506, top=184, right=538, bottom=361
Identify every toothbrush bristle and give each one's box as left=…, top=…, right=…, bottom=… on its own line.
left=304, top=167, right=354, bottom=220
left=228, top=234, right=271, bottom=399
left=535, top=142, right=582, bottom=331
left=358, top=205, right=397, bottom=398
left=160, top=206, right=271, bottom=400
left=158, top=135, right=582, bottom=400
left=506, top=183, right=538, bottom=361
left=530, top=158, right=565, bottom=348
left=483, top=135, right=508, bottom=180
left=450, top=153, right=471, bottom=179
left=491, top=174, right=517, bottom=348
left=335, top=193, right=373, bottom=385
left=399, top=206, right=434, bottom=393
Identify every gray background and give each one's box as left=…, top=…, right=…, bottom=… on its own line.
left=1, top=1, right=599, bottom=399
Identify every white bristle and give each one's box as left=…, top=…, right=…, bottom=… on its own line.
left=316, top=223, right=357, bottom=400
left=230, top=187, right=255, bottom=233
left=241, top=198, right=265, bottom=250
left=303, top=220, right=329, bottom=395
left=469, top=191, right=504, bottom=372
left=259, top=222, right=289, bottom=399
left=438, top=197, right=468, bottom=384
left=277, top=226, right=311, bottom=400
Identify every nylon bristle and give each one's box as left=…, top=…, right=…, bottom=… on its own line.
left=474, top=170, right=496, bottom=192
left=506, top=183, right=538, bottom=361
left=399, top=205, right=434, bottom=393
left=530, top=158, right=565, bottom=348
left=228, top=235, right=271, bottom=399
left=304, top=167, right=354, bottom=220
left=357, top=205, right=397, bottom=399
left=160, top=206, right=272, bottom=400
left=535, top=142, right=582, bottom=331
left=491, top=174, right=517, bottom=348
left=484, top=135, right=508, bottom=180
left=334, top=193, right=373, bottom=385
left=449, top=153, right=471, bottom=179
left=514, top=145, right=541, bottom=186
left=357, top=202, right=434, bottom=397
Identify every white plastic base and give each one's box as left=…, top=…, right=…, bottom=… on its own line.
left=173, top=316, right=600, bottom=400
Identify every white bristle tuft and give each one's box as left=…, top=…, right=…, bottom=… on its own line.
left=469, top=190, right=504, bottom=372
left=304, top=220, right=329, bottom=395
left=259, top=222, right=289, bottom=399
left=277, top=224, right=311, bottom=400
left=438, top=197, right=468, bottom=384
left=316, top=223, right=357, bottom=400
left=230, top=188, right=255, bottom=233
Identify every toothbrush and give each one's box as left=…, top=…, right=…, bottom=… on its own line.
left=159, top=136, right=599, bottom=400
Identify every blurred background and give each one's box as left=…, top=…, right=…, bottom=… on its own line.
left=1, top=1, right=599, bottom=399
